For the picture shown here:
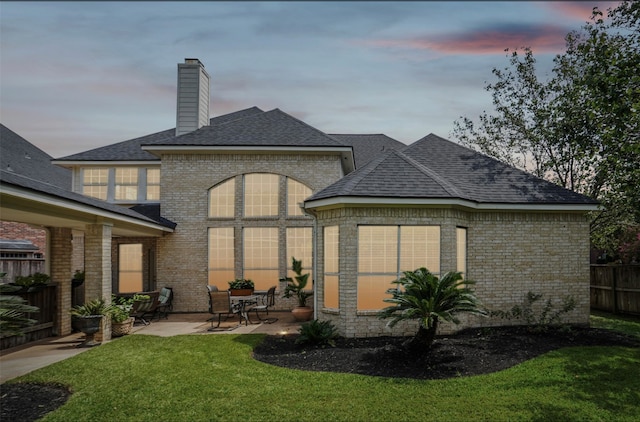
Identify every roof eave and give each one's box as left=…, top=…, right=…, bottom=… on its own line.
left=304, top=196, right=600, bottom=212
left=140, top=145, right=356, bottom=173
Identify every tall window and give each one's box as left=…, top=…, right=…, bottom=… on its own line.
left=457, top=227, right=467, bottom=278
left=323, top=226, right=339, bottom=309
left=286, top=227, right=313, bottom=280
left=82, top=168, right=108, bottom=200
left=209, top=178, right=235, bottom=218
left=287, top=178, right=312, bottom=216
left=119, top=244, right=143, bottom=293
left=208, top=228, right=235, bottom=286
left=146, top=168, right=160, bottom=201
left=357, top=225, right=440, bottom=310
left=244, top=173, right=279, bottom=216
left=115, top=168, right=138, bottom=201
left=244, top=227, right=279, bottom=290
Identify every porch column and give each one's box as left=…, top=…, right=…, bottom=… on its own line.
left=49, top=227, right=73, bottom=336
left=85, top=222, right=113, bottom=341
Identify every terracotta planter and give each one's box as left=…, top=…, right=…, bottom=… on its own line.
left=111, top=317, right=134, bottom=337
left=230, top=288, right=254, bottom=296
left=291, top=306, right=313, bottom=322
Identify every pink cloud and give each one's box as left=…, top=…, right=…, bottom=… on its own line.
left=365, top=24, right=569, bottom=56
left=544, top=1, right=622, bottom=20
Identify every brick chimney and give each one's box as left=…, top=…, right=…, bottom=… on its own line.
left=176, top=58, right=210, bottom=136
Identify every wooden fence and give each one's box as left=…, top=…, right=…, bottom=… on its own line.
left=590, top=265, right=640, bottom=315
left=1, top=284, right=57, bottom=350
left=0, top=259, right=45, bottom=283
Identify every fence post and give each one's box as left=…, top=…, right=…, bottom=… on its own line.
left=612, top=267, right=618, bottom=314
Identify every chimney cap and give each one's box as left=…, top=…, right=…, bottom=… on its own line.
left=184, top=58, right=204, bottom=66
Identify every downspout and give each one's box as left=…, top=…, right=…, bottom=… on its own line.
left=301, top=205, right=318, bottom=320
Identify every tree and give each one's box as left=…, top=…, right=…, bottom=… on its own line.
left=378, top=268, right=486, bottom=352
left=453, top=1, right=640, bottom=259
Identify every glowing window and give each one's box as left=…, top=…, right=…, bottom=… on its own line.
left=287, top=178, right=312, bottom=216
left=118, top=244, right=142, bottom=293
left=82, top=168, right=108, bottom=200
left=244, top=174, right=279, bottom=217
left=244, top=227, right=278, bottom=290
left=146, top=168, right=160, bottom=201
left=209, top=178, right=235, bottom=218
left=115, top=168, right=138, bottom=201
left=286, top=227, right=313, bottom=281
left=323, top=226, right=339, bottom=309
left=208, top=227, right=235, bottom=288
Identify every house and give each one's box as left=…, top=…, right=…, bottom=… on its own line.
left=0, top=58, right=598, bottom=339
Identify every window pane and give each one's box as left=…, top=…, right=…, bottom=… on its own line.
left=287, top=178, right=312, bottom=216
left=358, top=226, right=397, bottom=273
left=209, top=178, right=235, bottom=218
left=119, top=244, right=142, bottom=293
left=286, top=227, right=312, bottom=280
left=324, top=226, right=339, bottom=273
left=324, top=275, right=339, bottom=309
left=457, top=227, right=467, bottom=277
left=324, top=226, right=339, bottom=309
left=82, top=168, right=108, bottom=200
left=357, top=275, right=394, bottom=311
left=400, top=226, right=440, bottom=273
left=115, top=168, right=138, bottom=201
left=146, top=168, right=160, bottom=201
left=208, top=228, right=234, bottom=288
left=244, top=227, right=278, bottom=290
left=244, top=173, right=279, bottom=217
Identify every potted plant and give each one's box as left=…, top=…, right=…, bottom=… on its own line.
left=69, top=298, right=111, bottom=347
left=13, top=272, right=51, bottom=293
left=281, top=257, right=313, bottom=322
left=228, top=279, right=255, bottom=296
left=109, top=295, right=134, bottom=337
left=71, top=270, right=85, bottom=288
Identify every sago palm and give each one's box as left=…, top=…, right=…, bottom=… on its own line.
left=378, top=268, right=487, bottom=351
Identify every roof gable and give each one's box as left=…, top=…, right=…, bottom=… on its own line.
left=307, top=133, right=598, bottom=208
left=146, top=108, right=346, bottom=148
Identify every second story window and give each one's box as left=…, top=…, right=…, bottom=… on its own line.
left=115, top=168, right=138, bottom=201
left=82, top=168, right=108, bottom=200
left=146, top=168, right=160, bottom=201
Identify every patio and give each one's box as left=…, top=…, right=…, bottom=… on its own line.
left=0, top=311, right=302, bottom=383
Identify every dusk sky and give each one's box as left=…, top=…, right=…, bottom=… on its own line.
left=0, top=1, right=620, bottom=158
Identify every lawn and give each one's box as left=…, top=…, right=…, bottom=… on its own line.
left=9, top=312, right=640, bottom=422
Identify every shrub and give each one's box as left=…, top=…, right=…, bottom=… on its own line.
left=378, top=268, right=487, bottom=351
left=0, top=284, right=39, bottom=336
left=490, top=291, right=576, bottom=332
left=296, top=319, right=339, bottom=347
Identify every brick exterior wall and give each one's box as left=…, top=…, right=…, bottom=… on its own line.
left=314, top=207, right=591, bottom=338
left=156, top=153, right=345, bottom=313
left=0, top=221, right=47, bottom=257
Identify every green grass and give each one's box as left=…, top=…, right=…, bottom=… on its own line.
left=8, top=315, right=640, bottom=422
left=590, top=310, right=640, bottom=339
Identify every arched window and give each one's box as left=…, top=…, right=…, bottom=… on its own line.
left=209, top=178, right=235, bottom=218
left=287, top=178, right=312, bottom=216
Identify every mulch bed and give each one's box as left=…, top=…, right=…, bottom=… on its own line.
left=1, top=325, right=637, bottom=421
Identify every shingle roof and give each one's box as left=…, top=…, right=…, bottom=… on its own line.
left=54, top=107, right=265, bottom=161
left=146, top=108, right=347, bottom=148
left=307, top=133, right=598, bottom=206
left=1, top=124, right=72, bottom=189
left=329, top=134, right=406, bottom=168
left=0, top=169, right=176, bottom=229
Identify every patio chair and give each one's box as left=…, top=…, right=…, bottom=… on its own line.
left=206, top=290, right=241, bottom=330
left=253, top=286, right=277, bottom=323
left=130, top=291, right=160, bottom=326
left=153, top=287, right=174, bottom=320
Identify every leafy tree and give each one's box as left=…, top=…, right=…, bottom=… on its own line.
left=453, top=1, right=640, bottom=259
left=378, top=268, right=486, bottom=352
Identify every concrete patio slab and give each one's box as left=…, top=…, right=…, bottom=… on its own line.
left=0, top=311, right=302, bottom=384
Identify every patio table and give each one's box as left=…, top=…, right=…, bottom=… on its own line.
left=230, top=294, right=260, bottom=326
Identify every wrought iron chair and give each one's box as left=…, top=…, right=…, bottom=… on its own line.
left=252, top=286, right=277, bottom=323
left=206, top=290, right=241, bottom=330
